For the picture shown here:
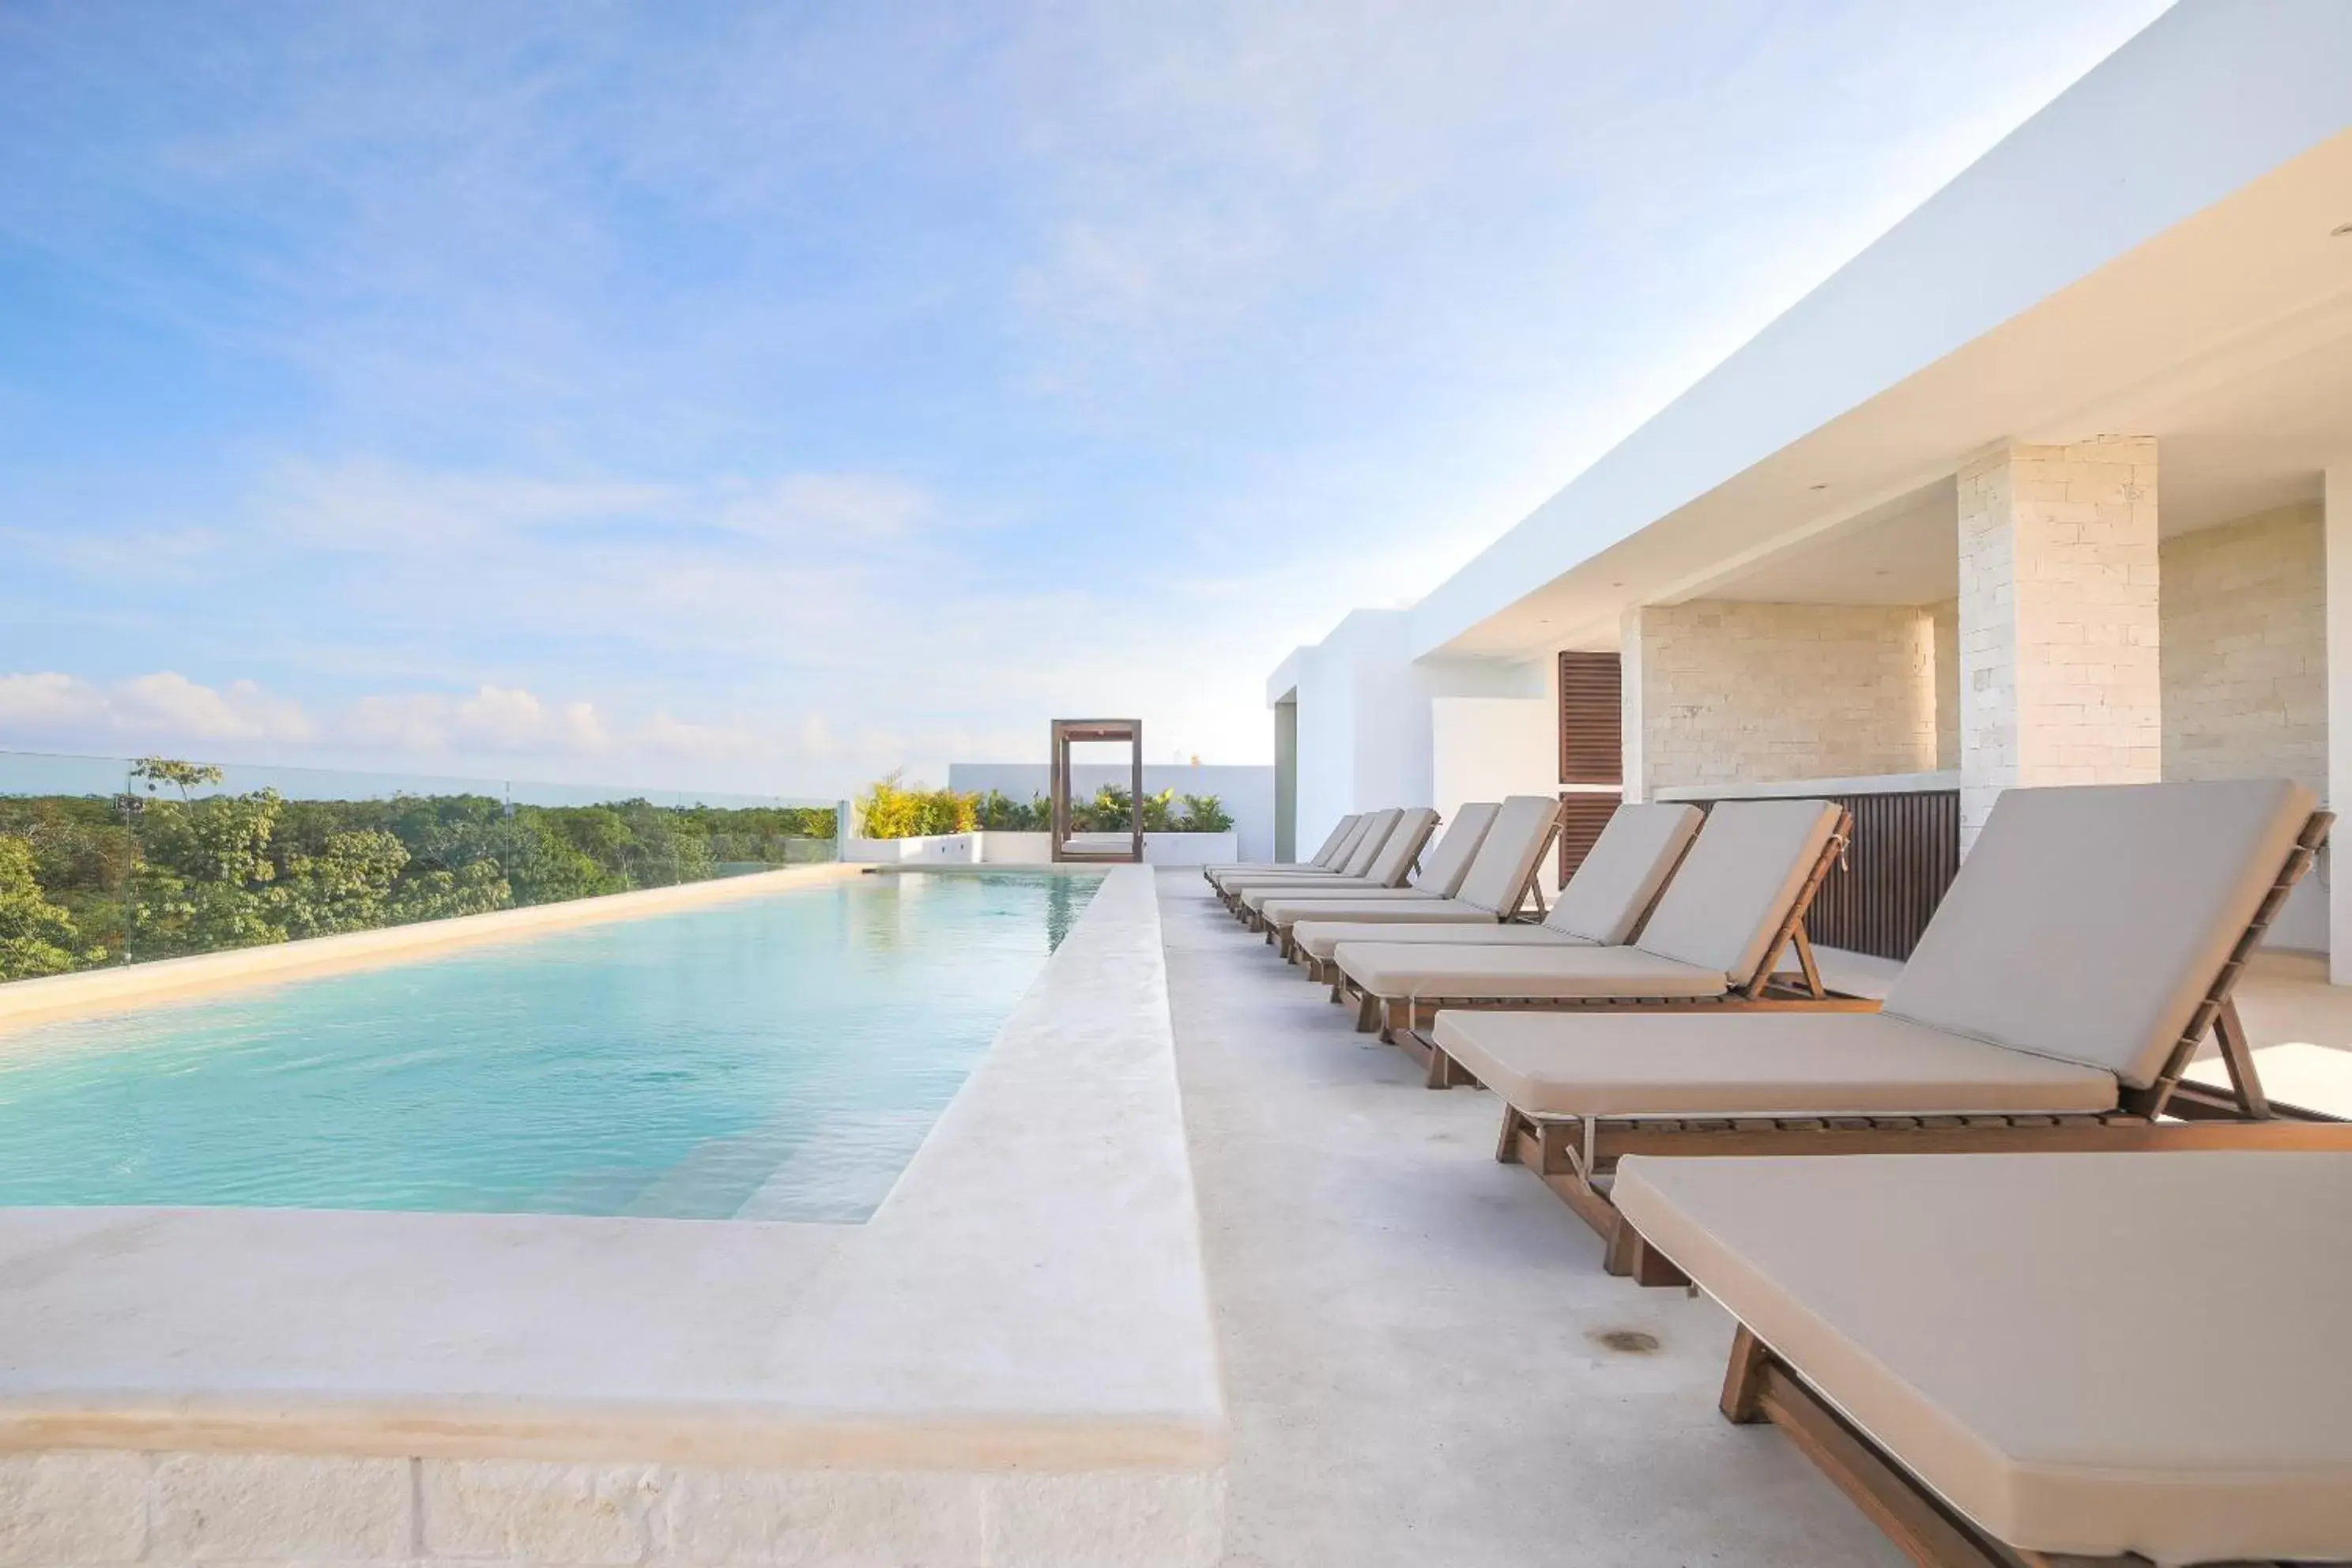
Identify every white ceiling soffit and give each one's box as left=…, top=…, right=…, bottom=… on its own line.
left=1409, top=2, right=2352, bottom=660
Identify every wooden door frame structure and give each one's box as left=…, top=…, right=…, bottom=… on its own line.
left=1050, top=718, right=1144, bottom=864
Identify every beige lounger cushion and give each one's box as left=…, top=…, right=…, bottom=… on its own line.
left=1544, top=802, right=1701, bottom=944
left=1264, top=895, right=1483, bottom=929
left=1336, top=942, right=1726, bottom=1001
left=1253, top=884, right=1442, bottom=918
left=1450, top=795, right=1562, bottom=914
left=1612, top=1152, right=2352, bottom=1564
left=1293, top=922, right=1591, bottom=962
left=1208, top=813, right=1361, bottom=886
left=1408, top=801, right=1501, bottom=898
left=1228, top=871, right=1378, bottom=903
left=1302, top=814, right=1361, bottom=866
left=1339, top=808, right=1404, bottom=877
left=1882, top=778, right=2315, bottom=1090
left=1227, top=808, right=1437, bottom=902
left=1360, top=806, right=1439, bottom=887
left=1631, top=799, right=1841, bottom=981
left=1430, top=1010, right=2115, bottom=1117
left=1223, top=809, right=1408, bottom=897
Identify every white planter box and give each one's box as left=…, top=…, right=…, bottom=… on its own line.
left=842, top=831, right=1238, bottom=866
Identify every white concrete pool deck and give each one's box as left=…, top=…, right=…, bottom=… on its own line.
left=1155, top=869, right=1902, bottom=1566
left=0, top=865, right=1224, bottom=1564
left=1159, top=869, right=2352, bottom=1566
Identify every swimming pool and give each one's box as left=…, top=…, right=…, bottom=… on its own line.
left=0, top=869, right=1097, bottom=1220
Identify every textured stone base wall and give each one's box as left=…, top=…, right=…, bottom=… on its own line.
left=0, top=1453, right=1224, bottom=1566
left=2161, top=501, right=2325, bottom=794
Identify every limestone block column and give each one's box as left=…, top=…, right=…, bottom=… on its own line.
left=1616, top=609, right=1648, bottom=803
left=2324, top=466, right=2352, bottom=980
left=1955, top=437, right=2162, bottom=850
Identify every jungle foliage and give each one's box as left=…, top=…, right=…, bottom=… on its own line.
left=0, top=760, right=836, bottom=981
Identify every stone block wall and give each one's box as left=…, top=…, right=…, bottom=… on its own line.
left=1627, top=601, right=1936, bottom=791
left=1928, top=597, right=1959, bottom=770
left=2160, top=501, right=2325, bottom=795
left=1956, top=436, right=2162, bottom=843
left=0, top=1452, right=1225, bottom=1566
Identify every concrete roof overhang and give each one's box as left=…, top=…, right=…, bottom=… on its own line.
left=1393, top=2, right=2352, bottom=660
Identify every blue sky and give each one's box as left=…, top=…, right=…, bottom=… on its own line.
left=0, top=1, right=2170, bottom=797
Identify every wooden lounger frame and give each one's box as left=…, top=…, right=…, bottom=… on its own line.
left=1350, top=808, right=1866, bottom=1087
left=1717, top=1327, right=2173, bottom=1568
left=1484, top=812, right=2350, bottom=1283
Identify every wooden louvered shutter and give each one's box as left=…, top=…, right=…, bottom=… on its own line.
left=1558, top=651, right=1623, bottom=883
left=1558, top=652, right=1621, bottom=784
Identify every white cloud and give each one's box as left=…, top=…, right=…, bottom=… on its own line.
left=1, top=670, right=314, bottom=745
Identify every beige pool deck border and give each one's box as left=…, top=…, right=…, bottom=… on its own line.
left=0, top=863, right=1226, bottom=1565
left=0, top=859, right=869, bottom=1037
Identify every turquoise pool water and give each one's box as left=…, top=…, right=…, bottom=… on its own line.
left=0, top=872, right=1097, bottom=1221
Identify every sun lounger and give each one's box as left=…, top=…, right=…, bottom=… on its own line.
left=1216, top=808, right=1439, bottom=917
left=1332, top=799, right=1857, bottom=1059
left=1249, top=795, right=1562, bottom=948
left=1214, top=807, right=1403, bottom=909
left=1205, top=812, right=1363, bottom=891
left=1287, top=802, right=1701, bottom=981
left=1614, top=1151, right=2352, bottom=1567
left=1429, top=778, right=2347, bottom=1268
left=1231, top=804, right=1499, bottom=931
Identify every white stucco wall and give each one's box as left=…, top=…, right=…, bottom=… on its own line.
left=1271, top=610, right=1544, bottom=857
left=947, top=763, right=1275, bottom=865
left=1431, top=695, right=1562, bottom=895
left=1404, top=2, right=2352, bottom=659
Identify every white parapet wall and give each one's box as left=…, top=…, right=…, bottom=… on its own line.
left=842, top=831, right=1238, bottom=866
left=946, top=762, right=1275, bottom=862
left=0, top=865, right=1226, bottom=1566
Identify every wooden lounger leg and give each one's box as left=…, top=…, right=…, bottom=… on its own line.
left=1724, top=1332, right=2032, bottom=1568
left=1720, top=1326, right=1770, bottom=1423
left=1609, top=1225, right=1690, bottom=1289
left=1494, top=1106, right=1526, bottom=1163
left=1355, top=990, right=1381, bottom=1033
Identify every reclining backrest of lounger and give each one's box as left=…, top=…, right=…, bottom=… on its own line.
left=1309, top=815, right=1363, bottom=868
left=1453, top=796, right=1565, bottom=914
left=1630, top=799, right=1843, bottom=982
left=1363, top=808, right=1440, bottom=888
left=1317, top=813, right=1374, bottom=870
left=1882, top=778, right=2316, bottom=1091
left=1541, top=802, right=1703, bottom=945
left=1409, top=802, right=1501, bottom=895
left=1339, top=808, right=1404, bottom=878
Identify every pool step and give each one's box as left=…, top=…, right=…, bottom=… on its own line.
left=732, top=1109, right=940, bottom=1223
left=616, top=1108, right=942, bottom=1223
left=619, top=1123, right=806, bottom=1221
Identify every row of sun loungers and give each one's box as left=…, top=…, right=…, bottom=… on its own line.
left=1206, top=778, right=2352, bottom=1566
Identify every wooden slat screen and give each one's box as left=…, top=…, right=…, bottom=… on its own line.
left=1557, top=791, right=1621, bottom=884
left=1558, top=651, right=1622, bottom=786
left=1686, top=789, right=1960, bottom=961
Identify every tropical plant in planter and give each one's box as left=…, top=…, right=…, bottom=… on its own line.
left=1179, top=794, right=1234, bottom=833
left=974, top=790, right=1049, bottom=831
